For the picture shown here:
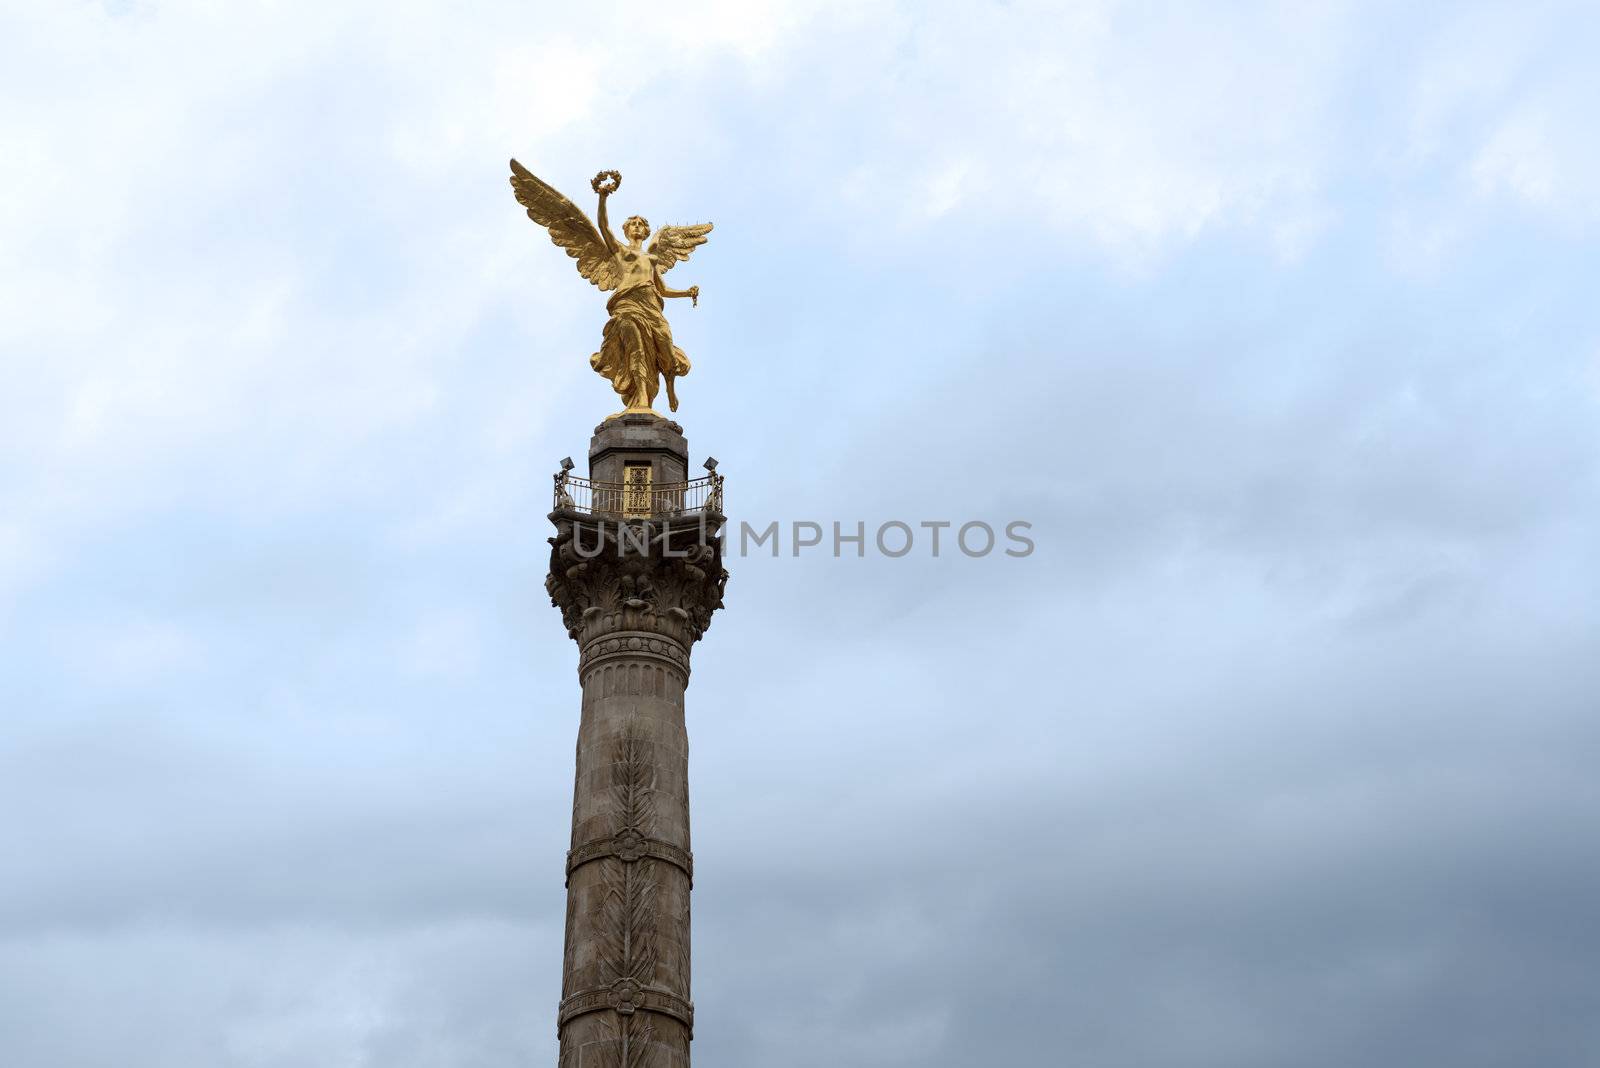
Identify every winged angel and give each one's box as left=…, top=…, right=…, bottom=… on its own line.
left=509, top=161, right=712, bottom=414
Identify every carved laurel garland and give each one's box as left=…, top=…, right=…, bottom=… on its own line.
left=612, top=1011, right=657, bottom=1068
left=602, top=729, right=658, bottom=982
left=605, top=729, right=660, bottom=1066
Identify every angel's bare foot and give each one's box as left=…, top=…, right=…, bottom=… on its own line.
left=666, top=378, right=680, bottom=411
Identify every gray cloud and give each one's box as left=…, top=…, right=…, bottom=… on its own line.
left=4, top=2, right=1600, bottom=1067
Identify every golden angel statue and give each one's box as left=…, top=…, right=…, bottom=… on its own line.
left=509, top=161, right=712, bottom=414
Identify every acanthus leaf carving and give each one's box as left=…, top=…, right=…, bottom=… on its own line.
left=548, top=515, right=727, bottom=648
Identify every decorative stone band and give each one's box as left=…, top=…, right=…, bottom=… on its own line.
left=578, top=629, right=690, bottom=683
left=567, top=829, right=694, bottom=887
left=559, top=978, right=694, bottom=1037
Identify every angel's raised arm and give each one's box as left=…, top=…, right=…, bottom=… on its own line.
left=596, top=186, right=619, bottom=255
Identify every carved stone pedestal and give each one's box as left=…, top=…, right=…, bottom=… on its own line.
left=547, top=413, right=727, bottom=1068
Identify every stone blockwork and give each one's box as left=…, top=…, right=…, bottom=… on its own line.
left=547, top=414, right=726, bottom=1068
left=586, top=413, right=692, bottom=490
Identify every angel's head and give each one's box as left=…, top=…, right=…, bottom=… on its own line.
left=622, top=215, right=651, bottom=243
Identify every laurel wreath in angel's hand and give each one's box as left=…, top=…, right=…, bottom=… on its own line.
left=591, top=170, right=621, bottom=195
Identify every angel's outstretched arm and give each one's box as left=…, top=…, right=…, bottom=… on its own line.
left=596, top=190, right=619, bottom=255
left=654, top=271, right=699, bottom=302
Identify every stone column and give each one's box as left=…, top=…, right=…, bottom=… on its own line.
left=547, top=412, right=727, bottom=1068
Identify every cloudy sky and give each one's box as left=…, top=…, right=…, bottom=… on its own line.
left=4, top=1, right=1600, bottom=1064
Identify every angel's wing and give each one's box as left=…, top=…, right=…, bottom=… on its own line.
left=508, top=160, right=618, bottom=291
left=648, top=223, right=714, bottom=273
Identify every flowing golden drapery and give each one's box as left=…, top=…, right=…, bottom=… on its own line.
left=591, top=284, right=691, bottom=410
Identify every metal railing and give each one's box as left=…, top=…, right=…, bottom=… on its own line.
left=554, top=471, right=724, bottom=518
